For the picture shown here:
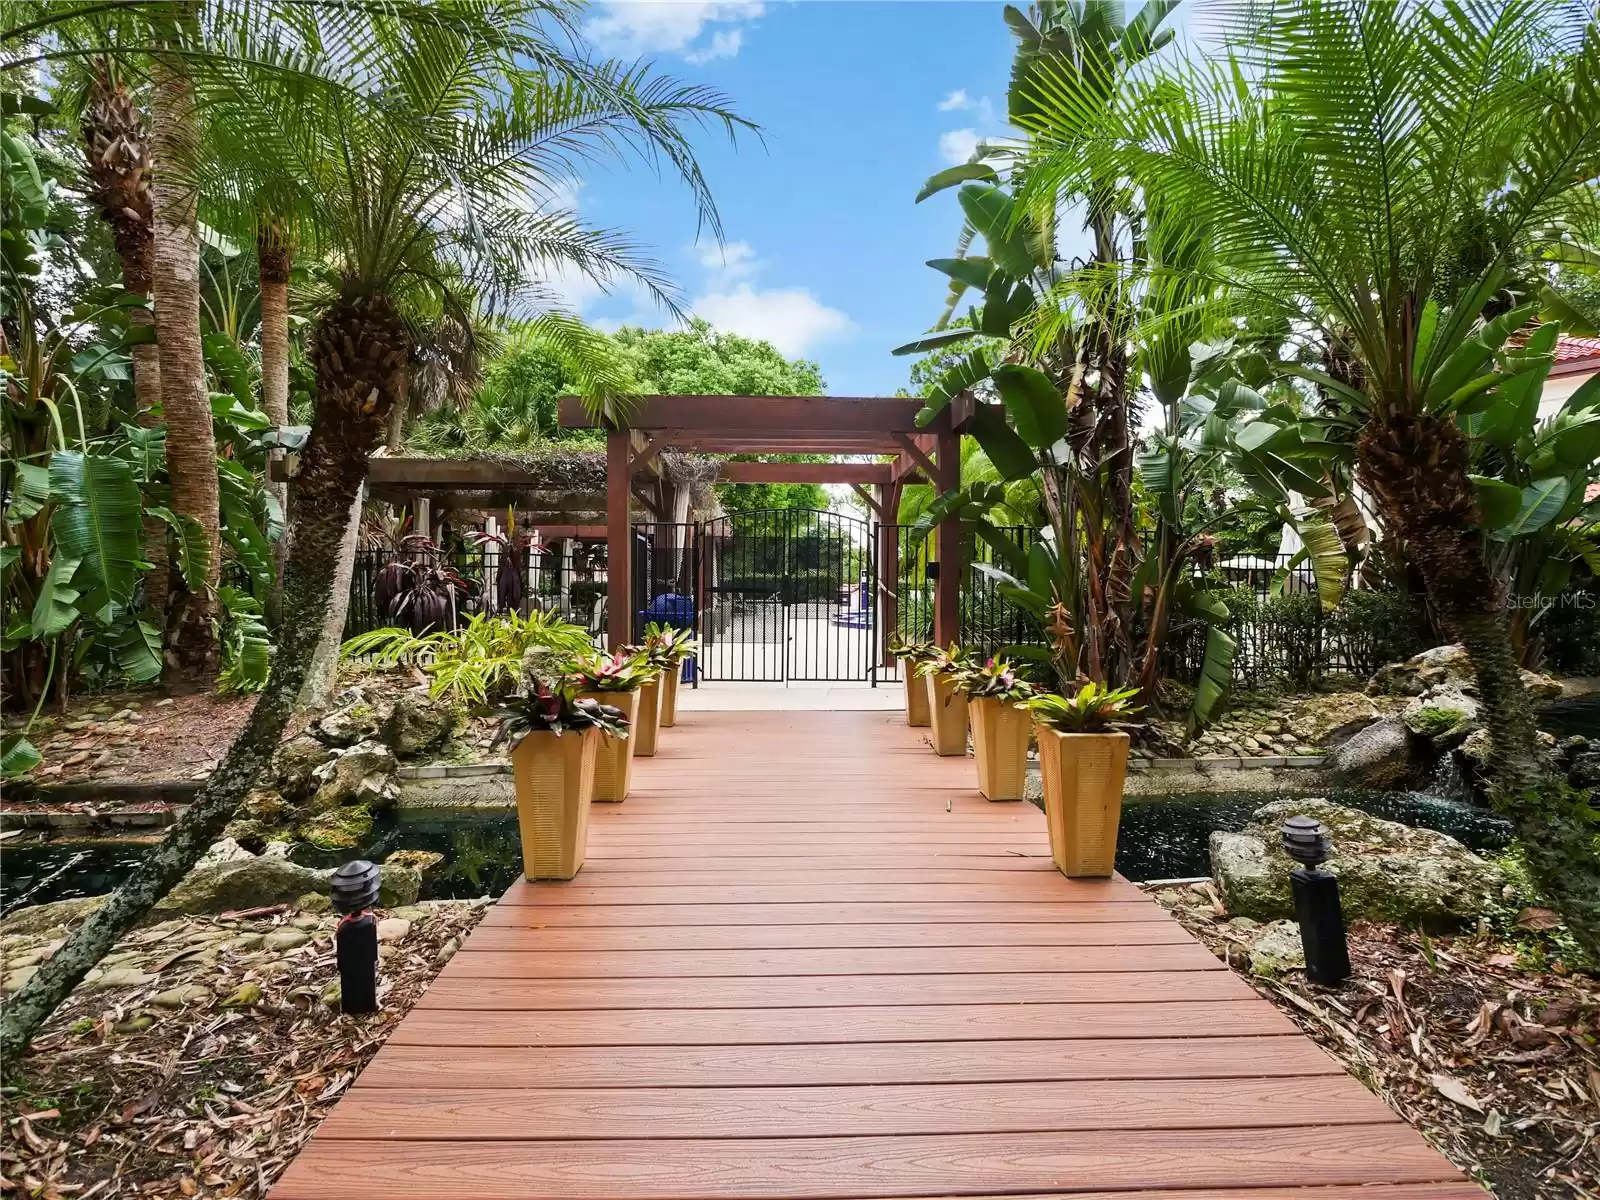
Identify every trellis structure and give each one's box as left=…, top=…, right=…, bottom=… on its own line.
left=557, top=394, right=968, bottom=652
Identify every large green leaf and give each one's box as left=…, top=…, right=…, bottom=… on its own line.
left=49, top=451, right=143, bottom=612
left=978, top=275, right=1034, bottom=338
left=5, top=461, right=50, bottom=522
left=915, top=348, right=992, bottom=427
left=146, top=506, right=210, bottom=591
left=892, top=329, right=978, bottom=357
left=1469, top=475, right=1523, bottom=529
left=992, top=364, right=1068, bottom=449
left=926, top=256, right=994, bottom=290
left=107, top=612, right=163, bottom=682
left=1493, top=477, right=1570, bottom=540
left=1289, top=507, right=1348, bottom=613
left=30, top=555, right=83, bottom=639
left=1187, top=626, right=1237, bottom=737
left=915, top=162, right=999, bottom=203
left=956, top=184, right=1036, bottom=279
left=968, top=401, right=1039, bottom=481
left=1, top=733, right=40, bottom=779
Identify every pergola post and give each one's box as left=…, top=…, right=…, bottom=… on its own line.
left=933, top=424, right=960, bottom=648
left=875, top=481, right=901, bottom=667
left=606, top=429, right=631, bottom=649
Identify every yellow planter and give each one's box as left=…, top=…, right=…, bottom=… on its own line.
left=510, top=727, right=599, bottom=880
left=634, top=677, right=662, bottom=757
left=925, top=670, right=969, bottom=757
left=660, top=667, right=681, bottom=727
left=901, top=661, right=930, bottom=727
left=970, top=696, right=1030, bottom=801
left=1035, top=726, right=1129, bottom=877
left=576, top=688, right=640, bottom=802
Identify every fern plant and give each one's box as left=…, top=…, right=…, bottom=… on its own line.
left=341, top=609, right=592, bottom=704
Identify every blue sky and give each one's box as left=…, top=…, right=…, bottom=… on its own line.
left=558, top=1, right=1028, bottom=396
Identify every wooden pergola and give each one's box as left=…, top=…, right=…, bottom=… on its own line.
left=557, top=394, right=969, bottom=651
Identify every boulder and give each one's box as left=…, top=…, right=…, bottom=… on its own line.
left=298, top=803, right=375, bottom=851
left=384, top=849, right=444, bottom=877
left=156, top=857, right=328, bottom=916
left=382, top=692, right=454, bottom=757
left=313, top=688, right=388, bottom=747
left=0, top=895, right=104, bottom=937
left=1208, top=797, right=1506, bottom=926
left=1244, top=920, right=1306, bottom=978
left=1320, top=717, right=1416, bottom=787
left=1369, top=643, right=1563, bottom=705
left=1287, top=692, right=1385, bottom=748
left=1401, top=690, right=1479, bottom=748
left=378, top=863, right=422, bottom=908
left=310, top=739, right=399, bottom=810
left=272, top=734, right=335, bottom=799
left=195, top=838, right=255, bottom=870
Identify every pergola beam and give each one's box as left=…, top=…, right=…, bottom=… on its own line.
left=561, top=394, right=928, bottom=435
left=718, top=461, right=895, bottom=485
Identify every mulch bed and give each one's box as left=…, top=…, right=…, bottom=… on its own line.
left=1, top=901, right=485, bottom=1199
left=1157, top=882, right=1600, bottom=1199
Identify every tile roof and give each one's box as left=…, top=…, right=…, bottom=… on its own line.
left=1556, top=334, right=1600, bottom=365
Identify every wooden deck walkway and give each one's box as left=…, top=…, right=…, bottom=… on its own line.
left=271, top=708, right=1480, bottom=1200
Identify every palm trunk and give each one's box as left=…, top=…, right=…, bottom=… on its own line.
left=1358, top=411, right=1600, bottom=955
left=149, top=55, right=220, bottom=686
left=258, top=228, right=292, bottom=620
left=0, top=286, right=407, bottom=1062
left=299, top=484, right=364, bottom=709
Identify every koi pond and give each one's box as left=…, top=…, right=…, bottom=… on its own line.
left=0, top=787, right=1515, bottom=917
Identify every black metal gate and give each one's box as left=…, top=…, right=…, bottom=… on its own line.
left=698, top=508, right=876, bottom=682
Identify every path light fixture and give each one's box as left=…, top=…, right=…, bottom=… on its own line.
left=1280, top=816, right=1351, bottom=986
left=330, top=860, right=382, bottom=1014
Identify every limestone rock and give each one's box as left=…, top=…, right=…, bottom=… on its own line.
left=383, top=691, right=454, bottom=757
left=376, top=917, right=411, bottom=943
left=195, top=838, right=255, bottom=870
left=156, top=857, right=328, bottom=916
left=1369, top=643, right=1562, bottom=705
left=262, top=927, right=309, bottom=952
left=272, top=734, right=335, bottom=799
left=313, top=689, right=387, bottom=747
left=1209, top=797, right=1506, bottom=925
left=2, top=966, right=38, bottom=992
left=151, top=984, right=211, bottom=1008
left=91, top=967, right=155, bottom=989
left=295, top=891, right=333, bottom=914
left=1246, top=920, right=1307, bottom=978
left=222, top=981, right=262, bottom=1008
left=385, top=849, right=444, bottom=878
left=1320, top=717, right=1416, bottom=787
left=310, top=739, right=399, bottom=810
left=298, top=803, right=375, bottom=851
left=378, top=863, right=422, bottom=908
left=0, top=895, right=105, bottom=937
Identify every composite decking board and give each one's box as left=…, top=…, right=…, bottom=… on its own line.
left=353, top=1035, right=1346, bottom=1090
left=271, top=1126, right=1460, bottom=1200
left=390, top=1001, right=1300, bottom=1045
left=414, top=971, right=1250, bottom=1011
left=445, top=943, right=1227, bottom=977
left=273, top=709, right=1475, bottom=1200
left=463, top=920, right=1196, bottom=949
left=477, top=901, right=1167, bottom=926
left=314, top=1077, right=1400, bottom=1140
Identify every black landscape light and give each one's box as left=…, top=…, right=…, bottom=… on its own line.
left=330, top=860, right=381, bottom=1015
left=1280, top=816, right=1351, bottom=987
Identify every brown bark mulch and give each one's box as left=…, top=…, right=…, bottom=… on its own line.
left=1157, top=882, right=1599, bottom=1199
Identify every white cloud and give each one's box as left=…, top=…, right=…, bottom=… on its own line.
left=587, top=2, right=762, bottom=61
left=937, top=88, right=972, bottom=112
left=696, top=239, right=758, bottom=281
left=938, top=128, right=981, bottom=165
left=692, top=283, right=854, bottom=356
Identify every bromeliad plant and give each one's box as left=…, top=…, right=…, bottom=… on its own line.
left=640, top=621, right=698, bottom=667
left=886, top=633, right=939, bottom=664
left=567, top=649, right=657, bottom=692
left=489, top=644, right=629, bottom=751
left=955, top=656, right=1037, bottom=702
left=913, top=643, right=977, bottom=680
left=1025, top=682, right=1144, bottom=734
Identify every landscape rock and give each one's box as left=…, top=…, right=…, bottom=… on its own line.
left=298, top=802, right=375, bottom=850
left=378, top=863, right=422, bottom=908
left=383, top=691, right=454, bottom=757
left=313, top=689, right=388, bottom=747
left=1369, top=643, right=1563, bottom=705
left=295, top=891, right=333, bottom=914
left=151, top=984, right=212, bottom=1007
left=1209, top=798, right=1506, bottom=926
left=261, top=927, right=310, bottom=952
left=156, top=857, right=328, bottom=916
left=376, top=917, right=411, bottom=943
left=91, top=967, right=155, bottom=989
left=1320, top=717, right=1416, bottom=787
left=385, top=849, right=444, bottom=877
left=310, top=739, right=399, bottom=810
left=272, top=734, right=336, bottom=800
left=1246, top=920, right=1307, bottom=977
left=2, top=966, right=38, bottom=992
left=195, top=838, right=255, bottom=870
left=0, top=895, right=105, bottom=937
left=222, top=981, right=261, bottom=1008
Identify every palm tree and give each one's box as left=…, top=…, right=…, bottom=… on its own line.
left=1018, top=0, right=1600, bottom=948
left=1, top=0, right=751, bottom=1058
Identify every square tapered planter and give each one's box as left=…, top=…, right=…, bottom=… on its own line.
left=510, top=728, right=599, bottom=880
left=925, top=671, right=969, bottom=757
left=1035, top=727, right=1129, bottom=877
left=969, top=696, right=1030, bottom=801
left=901, top=661, right=930, bottom=727
left=634, top=677, right=662, bottom=757
left=576, top=688, right=640, bottom=802
left=660, top=667, right=681, bottom=727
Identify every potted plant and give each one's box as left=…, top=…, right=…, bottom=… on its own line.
left=915, top=644, right=975, bottom=757
left=568, top=650, right=654, bottom=802
left=887, top=634, right=937, bottom=727
left=1024, top=682, right=1143, bottom=878
left=956, top=657, right=1037, bottom=801
left=619, top=645, right=665, bottom=758
left=491, top=649, right=629, bottom=880
left=642, top=622, right=698, bottom=727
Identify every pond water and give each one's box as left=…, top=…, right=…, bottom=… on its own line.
left=1, top=788, right=1513, bottom=915
left=1539, top=692, right=1600, bottom=740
